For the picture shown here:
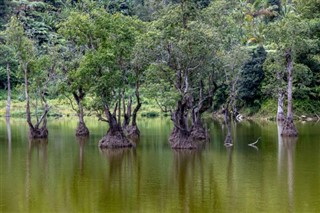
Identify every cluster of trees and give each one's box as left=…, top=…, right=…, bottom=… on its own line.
left=0, top=0, right=319, bottom=148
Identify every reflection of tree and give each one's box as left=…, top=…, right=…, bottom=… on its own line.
left=6, top=117, right=11, bottom=168
left=277, top=122, right=297, bottom=212
left=173, top=150, right=204, bottom=213
left=25, top=138, right=48, bottom=210
left=99, top=148, right=139, bottom=212
left=75, top=136, right=88, bottom=176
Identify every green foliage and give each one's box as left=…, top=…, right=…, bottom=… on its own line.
left=0, top=0, right=319, bottom=118
left=237, top=46, right=267, bottom=105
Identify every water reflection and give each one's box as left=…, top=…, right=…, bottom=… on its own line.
left=26, top=138, right=48, bottom=211
left=6, top=117, right=11, bottom=167
left=99, top=148, right=139, bottom=212
left=76, top=136, right=88, bottom=176
left=172, top=150, right=204, bottom=213
left=277, top=122, right=297, bottom=213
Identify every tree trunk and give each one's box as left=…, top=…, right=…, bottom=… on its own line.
left=277, top=90, right=285, bottom=121
left=73, top=91, right=89, bottom=136
left=24, top=64, right=33, bottom=129
left=125, top=82, right=142, bottom=138
left=23, top=63, right=49, bottom=139
left=76, top=101, right=89, bottom=136
left=6, top=63, right=11, bottom=117
left=169, top=99, right=205, bottom=149
left=224, top=103, right=233, bottom=146
left=276, top=70, right=285, bottom=121
left=99, top=104, right=133, bottom=149
left=281, top=49, right=298, bottom=137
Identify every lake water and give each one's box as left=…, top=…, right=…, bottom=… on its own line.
left=0, top=117, right=319, bottom=213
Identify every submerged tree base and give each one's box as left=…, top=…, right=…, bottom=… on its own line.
left=169, top=127, right=207, bottom=149
left=29, top=127, right=48, bottom=139
left=124, top=125, right=140, bottom=139
left=76, top=122, right=90, bottom=137
left=224, top=135, right=233, bottom=147
left=281, top=117, right=298, bottom=137
left=99, top=129, right=134, bottom=149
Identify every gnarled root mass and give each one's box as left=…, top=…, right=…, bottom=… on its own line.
left=169, top=127, right=207, bottom=149
left=281, top=117, right=298, bottom=137
left=76, top=122, right=90, bottom=137
left=99, top=129, right=134, bottom=149
left=124, top=125, right=140, bottom=139
left=29, top=126, right=48, bottom=139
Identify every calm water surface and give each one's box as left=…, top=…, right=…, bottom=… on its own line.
left=0, top=117, right=320, bottom=213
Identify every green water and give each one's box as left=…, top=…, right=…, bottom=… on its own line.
left=0, top=117, right=320, bottom=213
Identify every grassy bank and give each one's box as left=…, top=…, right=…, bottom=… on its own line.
left=1, top=90, right=319, bottom=120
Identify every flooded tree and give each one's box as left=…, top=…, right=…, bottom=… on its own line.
left=4, top=17, right=51, bottom=138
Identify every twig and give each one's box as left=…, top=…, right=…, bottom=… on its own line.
left=248, top=137, right=261, bottom=146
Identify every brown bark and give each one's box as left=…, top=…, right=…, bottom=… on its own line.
left=99, top=104, right=133, bottom=149
left=6, top=63, right=11, bottom=117
left=73, top=90, right=89, bottom=136
left=23, top=63, right=49, bottom=138
left=24, top=63, right=33, bottom=130
left=169, top=77, right=217, bottom=149
left=281, top=49, right=298, bottom=137
left=224, top=103, right=233, bottom=146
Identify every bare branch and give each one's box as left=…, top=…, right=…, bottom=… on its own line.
left=64, top=94, right=78, bottom=113
left=248, top=137, right=261, bottom=146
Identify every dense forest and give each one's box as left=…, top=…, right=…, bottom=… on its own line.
left=0, top=0, right=319, bottom=148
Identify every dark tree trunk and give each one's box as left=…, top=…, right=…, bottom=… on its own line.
left=224, top=103, right=233, bottom=146
left=99, top=104, right=133, bottom=149
left=169, top=100, right=196, bottom=149
left=6, top=63, right=11, bottom=117
left=124, top=81, right=142, bottom=139
left=169, top=78, right=217, bottom=149
left=73, top=90, right=89, bottom=137
left=281, top=49, right=298, bottom=137
left=23, top=64, right=49, bottom=139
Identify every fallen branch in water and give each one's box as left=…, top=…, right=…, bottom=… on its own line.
left=316, top=114, right=320, bottom=122
left=248, top=137, right=261, bottom=146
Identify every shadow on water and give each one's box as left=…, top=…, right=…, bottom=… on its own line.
left=172, top=149, right=204, bottom=213
left=6, top=117, right=12, bottom=168
left=277, top=121, right=297, bottom=213
left=98, top=148, right=140, bottom=212
left=25, top=138, right=48, bottom=211
left=75, top=136, right=89, bottom=176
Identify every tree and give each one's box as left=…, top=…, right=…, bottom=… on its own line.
left=5, top=16, right=51, bottom=138
left=0, top=43, right=18, bottom=117
left=264, top=8, right=310, bottom=136
left=143, top=0, right=219, bottom=149
left=60, top=8, right=144, bottom=147
left=58, top=10, right=95, bottom=136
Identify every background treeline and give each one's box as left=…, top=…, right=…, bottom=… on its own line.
left=0, top=0, right=319, bottom=119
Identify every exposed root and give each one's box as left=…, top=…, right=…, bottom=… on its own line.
left=29, top=126, right=48, bottom=139
left=99, top=129, right=134, bottom=149
left=124, top=125, right=140, bottom=139
left=169, top=128, right=207, bottom=149
left=190, top=125, right=207, bottom=141
left=281, top=117, right=298, bottom=137
left=76, top=122, right=90, bottom=137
